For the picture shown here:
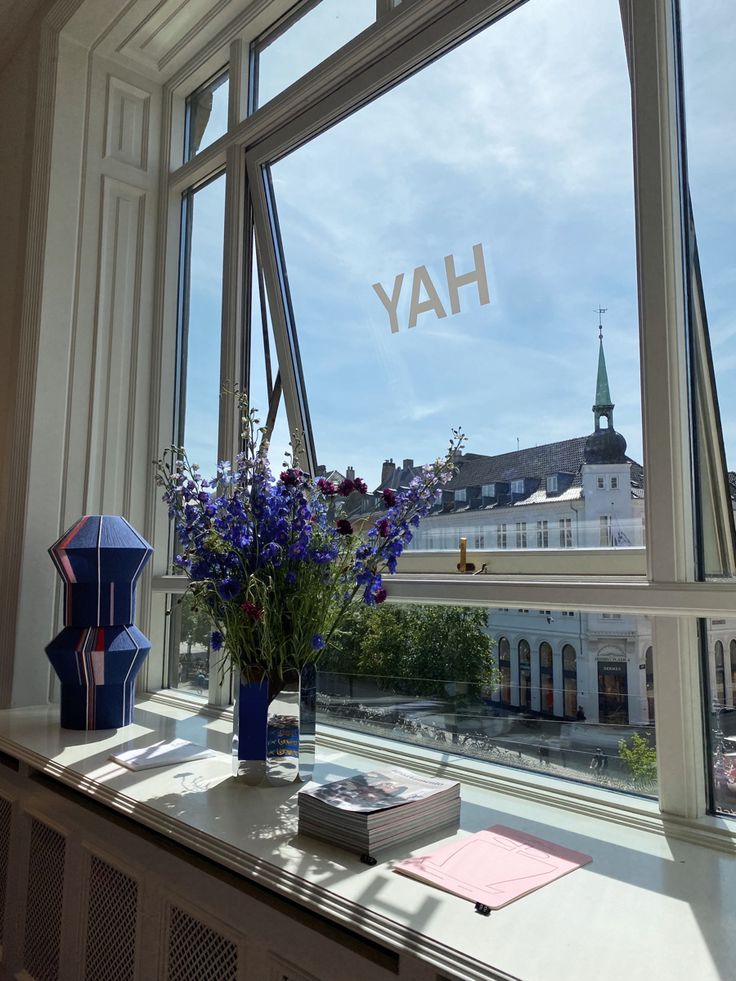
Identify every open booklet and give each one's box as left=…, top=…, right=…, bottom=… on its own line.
left=110, top=738, right=216, bottom=771
left=394, top=824, right=592, bottom=909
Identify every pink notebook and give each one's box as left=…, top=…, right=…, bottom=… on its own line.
left=394, top=825, right=592, bottom=909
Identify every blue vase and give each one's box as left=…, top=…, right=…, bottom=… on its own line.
left=232, top=665, right=316, bottom=786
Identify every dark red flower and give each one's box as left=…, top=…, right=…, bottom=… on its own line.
left=337, top=478, right=355, bottom=496
left=317, top=478, right=337, bottom=495
left=279, top=468, right=301, bottom=487
left=377, top=518, right=390, bottom=537
left=336, top=519, right=353, bottom=536
left=374, top=588, right=387, bottom=604
left=382, top=488, right=397, bottom=507
left=242, top=600, right=264, bottom=621
left=353, top=477, right=368, bottom=494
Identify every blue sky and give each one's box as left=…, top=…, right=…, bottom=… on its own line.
left=183, top=0, right=736, bottom=491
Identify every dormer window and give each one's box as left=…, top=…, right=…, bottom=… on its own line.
left=482, top=483, right=495, bottom=497
left=511, top=479, right=524, bottom=494
left=546, top=475, right=558, bottom=493
left=455, top=488, right=467, bottom=502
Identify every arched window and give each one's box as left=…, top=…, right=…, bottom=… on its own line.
left=562, top=644, right=577, bottom=719
left=518, top=640, right=531, bottom=710
left=539, top=642, right=554, bottom=715
left=498, top=637, right=511, bottom=704
left=645, top=646, right=655, bottom=723
left=715, top=641, right=726, bottom=706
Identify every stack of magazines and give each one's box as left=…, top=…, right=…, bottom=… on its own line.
left=298, top=766, right=461, bottom=858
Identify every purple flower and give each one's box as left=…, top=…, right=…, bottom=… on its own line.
left=374, top=588, right=387, bottom=604
left=317, top=478, right=337, bottom=495
left=337, top=479, right=355, bottom=496
left=377, top=518, right=390, bottom=537
left=382, top=488, right=397, bottom=507
left=211, top=631, right=223, bottom=651
left=312, top=635, right=326, bottom=650
left=353, top=477, right=368, bottom=494
left=336, top=519, right=353, bottom=536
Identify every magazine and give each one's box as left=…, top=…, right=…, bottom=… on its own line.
left=298, top=767, right=461, bottom=856
left=394, top=824, right=592, bottom=908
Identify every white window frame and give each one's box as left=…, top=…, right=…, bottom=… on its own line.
left=515, top=521, right=527, bottom=548
left=12, top=0, right=735, bottom=831
left=537, top=520, right=549, bottom=548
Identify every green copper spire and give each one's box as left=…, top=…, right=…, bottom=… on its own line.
left=595, top=337, right=613, bottom=408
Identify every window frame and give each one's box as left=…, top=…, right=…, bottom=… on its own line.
left=144, top=0, right=733, bottom=824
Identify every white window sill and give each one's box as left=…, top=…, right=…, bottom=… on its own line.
left=0, top=699, right=734, bottom=981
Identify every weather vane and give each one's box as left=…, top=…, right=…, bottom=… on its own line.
left=595, top=305, right=607, bottom=340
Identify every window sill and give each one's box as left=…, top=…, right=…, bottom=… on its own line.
left=0, top=700, right=734, bottom=981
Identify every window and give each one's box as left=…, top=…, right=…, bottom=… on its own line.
left=559, top=517, right=573, bottom=548
left=597, top=476, right=606, bottom=490
left=19, top=0, right=736, bottom=840
left=474, top=532, right=485, bottom=549
left=515, top=522, right=527, bottom=548
left=610, top=476, right=619, bottom=490
left=455, top=488, right=467, bottom=503
left=511, top=480, right=525, bottom=495
left=184, top=69, right=229, bottom=161
left=536, top=520, right=549, bottom=548
left=482, top=483, right=495, bottom=497
left=546, top=475, right=558, bottom=494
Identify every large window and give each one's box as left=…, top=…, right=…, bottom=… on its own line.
left=133, top=0, right=736, bottom=822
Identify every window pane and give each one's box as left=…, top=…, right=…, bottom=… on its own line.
left=248, top=232, right=292, bottom=463
left=167, top=593, right=212, bottom=699
left=255, top=0, right=375, bottom=109
left=178, top=174, right=226, bottom=480
left=270, top=0, right=643, bottom=560
left=703, top=621, right=736, bottom=816
left=319, top=605, right=657, bottom=798
left=185, top=70, right=229, bottom=160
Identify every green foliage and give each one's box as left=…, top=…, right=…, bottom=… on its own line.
left=322, top=604, right=497, bottom=697
left=618, top=732, right=657, bottom=787
left=178, top=595, right=210, bottom=652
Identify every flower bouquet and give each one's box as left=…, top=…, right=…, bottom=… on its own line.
left=156, top=395, right=464, bottom=784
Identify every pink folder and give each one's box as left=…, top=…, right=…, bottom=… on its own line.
left=394, top=824, right=592, bottom=908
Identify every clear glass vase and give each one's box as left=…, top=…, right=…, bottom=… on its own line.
left=232, top=664, right=316, bottom=786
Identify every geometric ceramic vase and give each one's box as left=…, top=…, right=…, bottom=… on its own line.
left=45, top=515, right=153, bottom=730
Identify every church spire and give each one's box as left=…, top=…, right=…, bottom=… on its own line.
left=584, top=309, right=627, bottom=464
left=593, top=308, right=614, bottom=432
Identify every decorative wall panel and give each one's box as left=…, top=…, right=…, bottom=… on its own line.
left=105, top=76, right=151, bottom=170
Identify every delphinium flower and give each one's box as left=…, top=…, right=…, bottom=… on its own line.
left=155, top=393, right=464, bottom=691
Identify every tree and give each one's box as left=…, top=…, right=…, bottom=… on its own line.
left=618, top=732, right=657, bottom=788
left=323, top=604, right=497, bottom=697
left=178, top=595, right=211, bottom=655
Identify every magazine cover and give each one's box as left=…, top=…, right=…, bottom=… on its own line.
left=299, top=768, right=458, bottom=812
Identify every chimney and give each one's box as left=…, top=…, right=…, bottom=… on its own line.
left=402, top=458, right=414, bottom=471
left=381, top=459, right=396, bottom=486
left=346, top=466, right=355, bottom=482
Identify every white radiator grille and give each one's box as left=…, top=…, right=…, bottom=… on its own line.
left=0, top=796, right=11, bottom=947
left=166, top=906, right=238, bottom=981
left=23, top=818, right=66, bottom=981
left=84, top=855, right=138, bottom=981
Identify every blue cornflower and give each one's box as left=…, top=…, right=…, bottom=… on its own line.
left=312, top=635, right=326, bottom=651
left=211, top=631, right=223, bottom=651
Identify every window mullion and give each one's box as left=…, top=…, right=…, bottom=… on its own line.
left=627, top=0, right=703, bottom=817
